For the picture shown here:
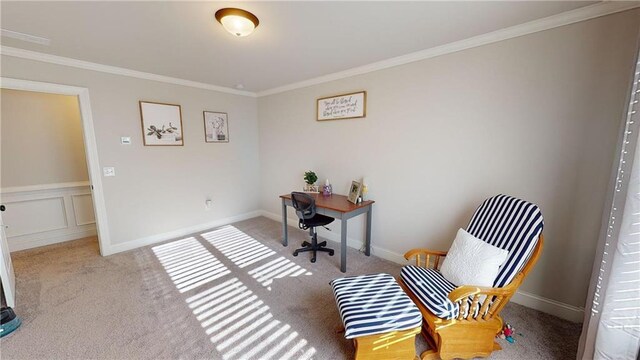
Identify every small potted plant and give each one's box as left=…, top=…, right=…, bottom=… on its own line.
left=303, top=171, right=319, bottom=192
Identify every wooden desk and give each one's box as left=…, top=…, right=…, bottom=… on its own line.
left=280, top=193, right=374, bottom=273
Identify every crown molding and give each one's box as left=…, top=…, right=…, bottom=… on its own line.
left=257, top=1, right=640, bottom=97
left=0, top=46, right=257, bottom=97
left=1, top=29, right=51, bottom=46
left=1, top=2, right=638, bottom=98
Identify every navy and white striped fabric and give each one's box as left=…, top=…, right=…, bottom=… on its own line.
left=331, top=273, right=422, bottom=339
left=400, top=266, right=483, bottom=320
left=400, top=194, right=543, bottom=320
left=466, top=194, right=544, bottom=288
left=400, top=266, right=459, bottom=319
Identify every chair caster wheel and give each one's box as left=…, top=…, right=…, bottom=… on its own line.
left=293, top=251, right=298, bottom=257
left=311, top=258, right=316, bottom=263
left=329, top=250, right=334, bottom=256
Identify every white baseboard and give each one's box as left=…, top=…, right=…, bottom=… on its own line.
left=511, top=290, right=584, bottom=323
left=9, top=227, right=97, bottom=252
left=102, top=210, right=263, bottom=255
left=259, top=209, right=584, bottom=323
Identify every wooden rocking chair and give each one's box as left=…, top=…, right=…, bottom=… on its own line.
left=398, top=194, right=544, bottom=360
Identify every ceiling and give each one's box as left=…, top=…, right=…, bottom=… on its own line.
left=1, top=1, right=600, bottom=93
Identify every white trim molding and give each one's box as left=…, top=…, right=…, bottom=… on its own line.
left=1, top=2, right=637, bottom=98
left=0, top=46, right=256, bottom=97
left=511, top=290, right=585, bottom=323
left=1, top=181, right=90, bottom=194
left=257, top=1, right=640, bottom=96
left=1, top=77, right=112, bottom=256
left=1, top=182, right=97, bottom=252
left=259, top=209, right=585, bottom=322
left=103, top=210, right=263, bottom=255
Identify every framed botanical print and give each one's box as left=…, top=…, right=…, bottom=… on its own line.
left=204, top=111, right=229, bottom=143
left=139, top=101, right=184, bottom=146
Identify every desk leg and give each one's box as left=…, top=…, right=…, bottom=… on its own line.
left=282, top=199, right=288, bottom=247
left=341, top=218, right=347, bottom=273
left=365, top=206, right=372, bottom=256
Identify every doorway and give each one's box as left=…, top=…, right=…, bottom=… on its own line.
left=1, top=88, right=100, bottom=252
left=0, top=78, right=110, bottom=306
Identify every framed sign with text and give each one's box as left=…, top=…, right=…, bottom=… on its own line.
left=316, top=91, right=366, bottom=121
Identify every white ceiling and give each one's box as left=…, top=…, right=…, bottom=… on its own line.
left=1, top=1, right=600, bottom=92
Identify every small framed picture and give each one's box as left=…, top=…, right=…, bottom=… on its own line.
left=204, top=111, right=229, bottom=143
left=347, top=180, right=362, bottom=204
left=140, top=101, right=184, bottom=146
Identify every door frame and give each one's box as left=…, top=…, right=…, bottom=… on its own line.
left=0, top=77, right=111, bottom=255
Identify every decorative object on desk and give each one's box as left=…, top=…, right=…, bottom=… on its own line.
left=361, top=177, right=369, bottom=201
left=303, top=170, right=319, bottom=192
left=322, top=178, right=333, bottom=197
left=203, top=111, right=229, bottom=143
left=347, top=180, right=363, bottom=204
left=317, top=91, right=366, bottom=121
left=139, top=101, right=183, bottom=146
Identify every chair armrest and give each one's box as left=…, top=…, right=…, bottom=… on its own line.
left=403, top=249, right=447, bottom=260
left=404, top=249, right=448, bottom=269
left=447, top=285, right=508, bottom=303
left=447, top=277, right=521, bottom=321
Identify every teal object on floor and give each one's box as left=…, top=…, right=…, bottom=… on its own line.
left=0, top=307, right=21, bottom=338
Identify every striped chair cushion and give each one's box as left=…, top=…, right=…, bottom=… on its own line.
left=401, top=266, right=459, bottom=319
left=401, top=266, right=484, bottom=320
left=467, top=194, right=544, bottom=288
left=330, top=273, right=422, bottom=339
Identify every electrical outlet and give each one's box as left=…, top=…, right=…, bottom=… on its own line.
left=121, top=137, right=131, bottom=145
left=103, top=167, right=115, bottom=177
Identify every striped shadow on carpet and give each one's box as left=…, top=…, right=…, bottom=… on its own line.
left=151, top=225, right=316, bottom=360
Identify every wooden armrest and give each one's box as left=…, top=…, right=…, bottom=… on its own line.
left=447, top=275, right=522, bottom=321
left=447, top=285, right=507, bottom=303
left=403, top=248, right=447, bottom=260
left=404, top=248, right=447, bottom=269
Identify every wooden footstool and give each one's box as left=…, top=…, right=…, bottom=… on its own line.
left=331, top=273, right=423, bottom=360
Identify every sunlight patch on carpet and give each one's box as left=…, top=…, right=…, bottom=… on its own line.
left=202, top=226, right=276, bottom=268
left=152, top=237, right=230, bottom=293
left=153, top=234, right=317, bottom=359
left=248, top=256, right=312, bottom=290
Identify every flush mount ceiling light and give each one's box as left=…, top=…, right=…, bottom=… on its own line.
left=215, top=8, right=259, bottom=37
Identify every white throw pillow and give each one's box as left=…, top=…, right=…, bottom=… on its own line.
left=440, top=228, right=509, bottom=287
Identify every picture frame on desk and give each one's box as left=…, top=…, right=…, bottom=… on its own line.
left=347, top=181, right=362, bottom=204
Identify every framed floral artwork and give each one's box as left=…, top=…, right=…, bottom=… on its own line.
left=139, top=101, right=184, bottom=146
left=204, top=111, right=229, bottom=143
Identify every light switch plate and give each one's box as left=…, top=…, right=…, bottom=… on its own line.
left=121, top=137, right=131, bottom=145
left=103, top=167, right=115, bottom=177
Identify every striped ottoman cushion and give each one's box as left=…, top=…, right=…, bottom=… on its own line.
left=330, top=273, right=422, bottom=339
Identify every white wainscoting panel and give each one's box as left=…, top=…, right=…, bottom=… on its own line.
left=4, top=196, right=67, bottom=237
left=0, top=182, right=97, bottom=252
left=71, top=193, right=96, bottom=226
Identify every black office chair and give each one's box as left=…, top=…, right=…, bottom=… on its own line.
left=290, top=192, right=334, bottom=263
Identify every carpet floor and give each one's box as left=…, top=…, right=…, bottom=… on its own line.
left=1, top=216, right=581, bottom=359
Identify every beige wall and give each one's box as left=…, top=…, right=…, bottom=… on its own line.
left=1, top=8, right=637, bottom=313
left=0, top=57, right=260, bottom=247
left=1, top=89, right=88, bottom=187
left=258, top=10, right=640, bottom=309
